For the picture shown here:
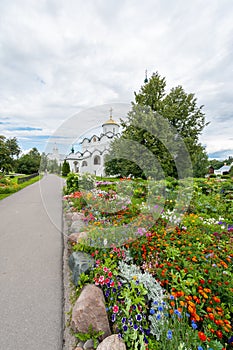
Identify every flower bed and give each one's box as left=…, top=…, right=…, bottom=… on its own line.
left=63, top=175, right=233, bottom=350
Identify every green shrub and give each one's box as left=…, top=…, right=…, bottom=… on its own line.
left=65, top=172, right=95, bottom=194
left=62, top=160, right=70, bottom=176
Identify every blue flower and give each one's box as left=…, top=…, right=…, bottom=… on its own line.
left=153, top=301, right=159, bottom=305
left=167, top=330, right=172, bottom=340
left=174, top=309, right=182, bottom=318
left=156, top=313, right=162, bottom=320
left=197, top=347, right=203, bottom=350
left=170, top=295, right=175, bottom=300
left=112, top=314, right=116, bottom=322
left=191, top=321, right=197, bottom=330
left=158, top=305, right=163, bottom=311
left=123, top=325, right=128, bottom=332
left=150, top=309, right=155, bottom=315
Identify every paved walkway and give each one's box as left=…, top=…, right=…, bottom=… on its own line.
left=0, top=174, right=64, bottom=350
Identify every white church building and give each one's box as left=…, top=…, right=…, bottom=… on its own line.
left=65, top=110, right=120, bottom=177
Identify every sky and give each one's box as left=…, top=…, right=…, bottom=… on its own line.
left=0, top=0, right=232, bottom=160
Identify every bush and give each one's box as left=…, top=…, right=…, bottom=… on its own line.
left=65, top=172, right=95, bottom=194
left=62, top=160, right=70, bottom=176
left=221, top=174, right=230, bottom=179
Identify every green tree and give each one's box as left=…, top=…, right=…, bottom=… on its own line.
left=0, top=135, right=21, bottom=172
left=39, top=152, right=48, bottom=172
left=16, top=147, right=41, bottom=174
left=105, top=72, right=209, bottom=178
left=62, top=159, right=70, bottom=176
left=47, top=159, right=60, bottom=174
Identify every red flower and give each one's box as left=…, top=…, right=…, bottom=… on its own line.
left=216, top=330, right=223, bottom=339
left=198, top=331, right=207, bottom=341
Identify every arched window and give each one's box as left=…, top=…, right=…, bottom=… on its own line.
left=82, top=161, right=88, bottom=167
left=93, top=137, right=96, bottom=142
left=94, top=155, right=101, bottom=165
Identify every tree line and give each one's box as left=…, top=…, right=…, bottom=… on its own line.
left=0, top=136, right=63, bottom=175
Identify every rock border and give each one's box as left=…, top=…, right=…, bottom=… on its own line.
left=62, top=211, right=78, bottom=350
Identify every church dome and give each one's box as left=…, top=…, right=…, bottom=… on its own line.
left=102, top=108, right=119, bottom=127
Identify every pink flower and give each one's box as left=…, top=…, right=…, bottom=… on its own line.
left=112, top=305, right=119, bottom=313
left=103, top=267, right=109, bottom=273
left=99, top=276, right=105, bottom=285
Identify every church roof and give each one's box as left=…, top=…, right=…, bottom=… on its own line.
left=102, top=108, right=119, bottom=126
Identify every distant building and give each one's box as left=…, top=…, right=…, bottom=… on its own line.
left=47, top=143, right=65, bottom=165
left=65, top=110, right=120, bottom=176
left=214, top=162, right=233, bottom=175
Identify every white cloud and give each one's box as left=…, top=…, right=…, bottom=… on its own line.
left=0, top=0, right=232, bottom=159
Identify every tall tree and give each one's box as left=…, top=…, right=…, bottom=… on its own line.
left=39, top=152, right=48, bottom=172
left=105, top=72, right=209, bottom=178
left=62, top=159, right=70, bottom=176
left=0, top=135, right=21, bottom=172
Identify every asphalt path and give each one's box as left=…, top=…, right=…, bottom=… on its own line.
left=0, top=174, right=64, bottom=350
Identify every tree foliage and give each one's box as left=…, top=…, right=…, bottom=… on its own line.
left=16, top=147, right=41, bottom=174
left=62, top=159, right=70, bottom=176
left=0, top=135, right=21, bottom=172
left=105, top=72, right=209, bottom=178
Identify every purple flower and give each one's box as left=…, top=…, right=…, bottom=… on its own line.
left=133, top=324, right=138, bottom=330
left=136, top=313, right=142, bottom=322
left=121, top=317, right=126, bottom=324
left=228, top=335, right=233, bottom=344
left=123, top=325, right=128, bottom=332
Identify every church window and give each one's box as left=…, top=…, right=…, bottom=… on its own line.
left=113, top=128, right=115, bottom=133
left=93, top=137, right=96, bottom=142
left=94, top=155, right=101, bottom=165
left=82, top=161, right=88, bottom=167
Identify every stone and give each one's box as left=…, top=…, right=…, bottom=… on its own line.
left=70, top=220, right=84, bottom=233
left=74, top=347, right=83, bottom=350
left=96, top=334, right=126, bottom=350
left=77, top=341, right=85, bottom=347
left=68, top=231, right=88, bottom=244
left=72, top=284, right=111, bottom=340
left=72, top=212, right=85, bottom=221
left=68, top=252, right=94, bottom=286
left=65, top=211, right=73, bottom=220
left=84, top=338, right=95, bottom=349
